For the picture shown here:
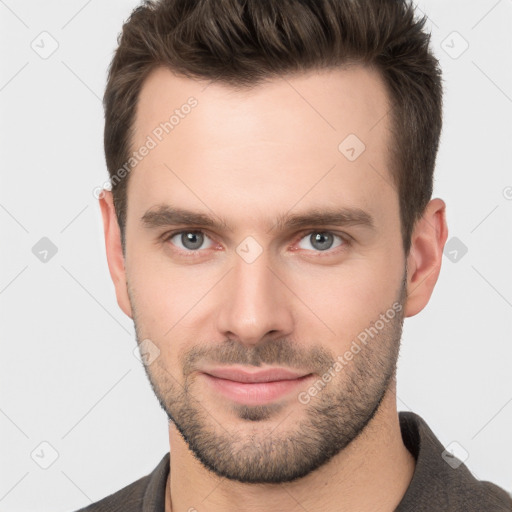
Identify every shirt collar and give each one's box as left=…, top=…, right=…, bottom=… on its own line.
left=141, top=411, right=512, bottom=511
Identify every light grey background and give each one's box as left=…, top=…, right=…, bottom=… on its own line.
left=1, top=0, right=511, bottom=510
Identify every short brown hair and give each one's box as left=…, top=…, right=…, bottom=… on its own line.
left=104, top=0, right=443, bottom=255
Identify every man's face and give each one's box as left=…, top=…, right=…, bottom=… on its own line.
left=122, top=66, right=408, bottom=483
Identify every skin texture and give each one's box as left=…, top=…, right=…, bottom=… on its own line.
left=100, top=66, right=448, bottom=511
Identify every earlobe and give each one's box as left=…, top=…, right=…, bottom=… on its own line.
left=404, top=198, right=448, bottom=318
left=99, top=191, right=133, bottom=319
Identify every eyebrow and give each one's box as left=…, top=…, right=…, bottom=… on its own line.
left=141, top=205, right=231, bottom=231
left=271, top=207, right=374, bottom=232
left=141, top=205, right=375, bottom=233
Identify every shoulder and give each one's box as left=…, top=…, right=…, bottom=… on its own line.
left=397, top=412, right=512, bottom=511
left=70, top=453, right=170, bottom=512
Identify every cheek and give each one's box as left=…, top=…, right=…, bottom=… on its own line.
left=126, top=249, right=176, bottom=332
left=286, top=256, right=404, bottom=342
left=126, top=248, right=220, bottom=336
left=127, top=267, right=200, bottom=372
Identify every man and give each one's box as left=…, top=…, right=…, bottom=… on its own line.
left=80, top=0, right=512, bottom=510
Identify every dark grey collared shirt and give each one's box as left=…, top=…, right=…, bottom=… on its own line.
left=75, top=411, right=512, bottom=511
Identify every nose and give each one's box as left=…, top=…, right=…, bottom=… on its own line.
left=215, top=250, right=295, bottom=346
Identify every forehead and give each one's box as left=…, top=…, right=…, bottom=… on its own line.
left=128, top=65, right=396, bottom=229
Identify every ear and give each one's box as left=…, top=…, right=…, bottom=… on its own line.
left=404, top=198, right=448, bottom=318
left=99, top=190, right=133, bottom=319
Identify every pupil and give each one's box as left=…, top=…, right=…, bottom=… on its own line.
left=182, top=232, right=203, bottom=250
left=311, top=232, right=333, bottom=251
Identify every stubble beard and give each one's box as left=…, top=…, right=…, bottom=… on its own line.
left=130, top=281, right=406, bottom=484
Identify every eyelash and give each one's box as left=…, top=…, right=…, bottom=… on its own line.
left=161, top=229, right=351, bottom=257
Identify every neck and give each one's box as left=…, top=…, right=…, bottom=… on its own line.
left=165, top=379, right=415, bottom=512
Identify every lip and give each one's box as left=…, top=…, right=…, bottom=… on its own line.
left=203, top=366, right=310, bottom=383
left=200, top=366, right=313, bottom=406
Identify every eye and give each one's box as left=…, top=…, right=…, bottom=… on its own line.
left=296, top=231, right=345, bottom=252
left=167, top=231, right=214, bottom=251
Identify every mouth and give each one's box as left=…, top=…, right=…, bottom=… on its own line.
left=200, top=366, right=314, bottom=405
